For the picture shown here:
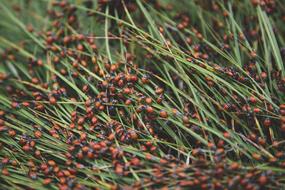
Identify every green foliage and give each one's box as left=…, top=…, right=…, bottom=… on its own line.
left=0, top=0, right=285, bottom=189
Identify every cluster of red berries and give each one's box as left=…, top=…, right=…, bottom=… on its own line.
left=0, top=0, right=285, bottom=189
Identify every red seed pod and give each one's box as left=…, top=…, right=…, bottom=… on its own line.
left=77, top=44, right=84, bottom=51
left=87, top=151, right=94, bottom=159
left=78, top=117, right=85, bottom=125
left=146, top=106, right=154, bottom=114
left=92, top=143, right=101, bottom=150
left=145, top=153, right=152, bottom=160
left=258, top=175, right=267, bottom=185
left=30, top=140, right=35, bottom=147
left=99, top=105, right=105, bottom=111
left=22, top=102, right=30, bottom=107
left=217, top=148, right=224, bottom=155
left=11, top=160, right=17, bottom=166
left=141, top=76, right=149, bottom=84
left=0, top=110, right=5, bottom=117
left=131, top=75, right=138, bottom=83
left=180, top=180, right=194, bottom=187
left=123, top=88, right=131, bottom=94
left=130, top=157, right=140, bottom=166
left=43, top=178, right=52, bottom=185
left=31, top=77, right=39, bottom=84
left=108, top=133, right=115, bottom=141
left=37, top=59, right=43, bottom=66
left=48, top=160, right=56, bottom=167
left=145, top=97, right=152, bottom=104
left=35, top=150, right=41, bottom=158
left=182, top=116, right=190, bottom=124
left=223, top=132, right=230, bottom=138
left=269, top=157, right=277, bottom=163
left=8, top=129, right=16, bottom=137
left=110, top=64, right=117, bottom=72
left=258, top=137, right=266, bottom=146
left=249, top=96, right=257, bottom=104
left=252, top=153, right=262, bottom=161
left=261, top=72, right=267, bottom=79
left=129, top=130, right=138, bottom=140
left=250, top=0, right=259, bottom=6
left=159, top=111, right=168, bottom=118
left=11, top=102, right=19, bottom=109
left=91, top=116, right=98, bottom=124
left=2, top=168, right=10, bottom=176
left=155, top=88, right=164, bottom=95
left=115, top=164, right=123, bottom=175
left=82, top=146, right=89, bottom=153
left=86, top=107, right=92, bottom=114
left=49, top=96, right=57, bottom=105
left=82, top=85, right=89, bottom=92
left=253, top=108, right=261, bottom=113
left=230, top=162, right=240, bottom=170
left=22, top=144, right=30, bottom=152
left=80, top=132, right=87, bottom=140
left=2, top=158, right=9, bottom=164
left=70, top=123, right=75, bottom=129
left=156, top=95, right=163, bottom=104
left=125, top=99, right=132, bottom=105
left=118, top=79, right=124, bottom=87
left=34, top=130, right=42, bottom=138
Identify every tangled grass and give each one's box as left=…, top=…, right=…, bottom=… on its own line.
left=0, top=0, right=285, bottom=189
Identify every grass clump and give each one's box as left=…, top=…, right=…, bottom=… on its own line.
left=0, top=0, right=285, bottom=189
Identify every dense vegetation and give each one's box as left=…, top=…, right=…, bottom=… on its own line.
left=0, top=0, right=285, bottom=189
